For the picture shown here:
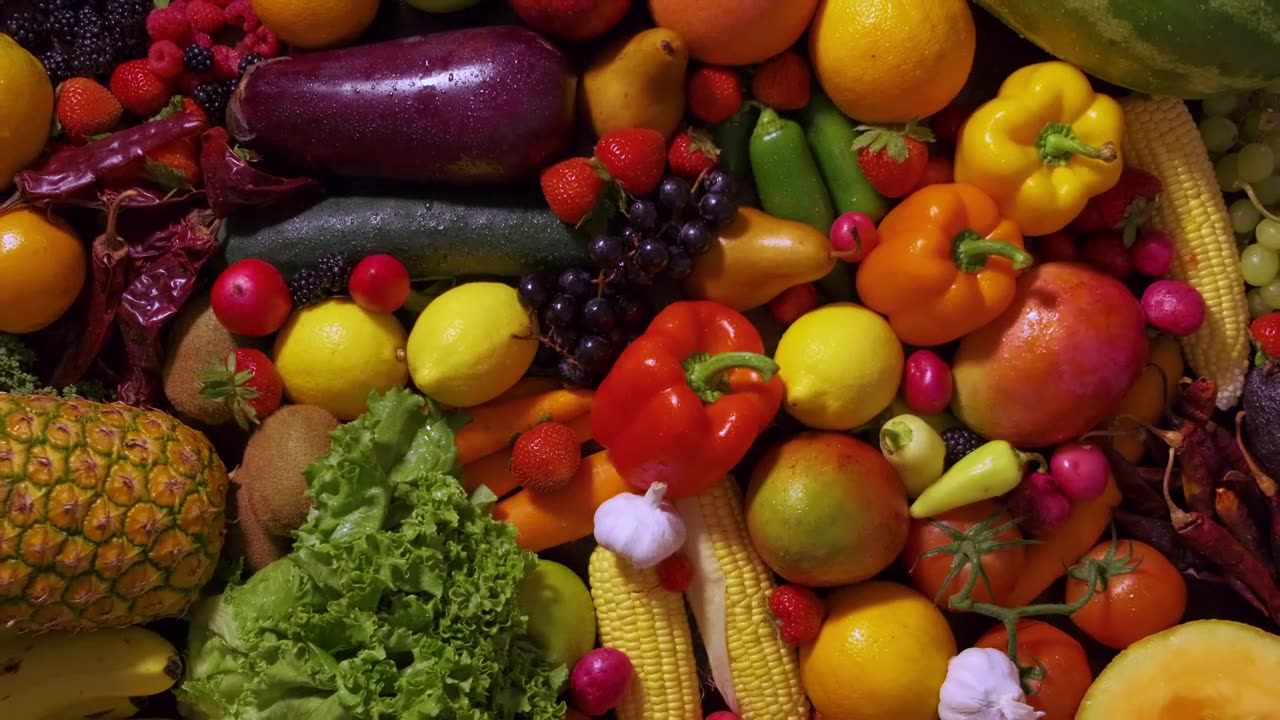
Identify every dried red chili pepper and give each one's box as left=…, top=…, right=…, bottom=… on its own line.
left=1235, top=412, right=1280, bottom=568
left=1112, top=508, right=1211, bottom=572
left=1214, top=482, right=1269, bottom=563
left=199, top=128, right=320, bottom=218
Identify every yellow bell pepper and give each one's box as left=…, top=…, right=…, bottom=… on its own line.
left=954, top=61, right=1125, bottom=236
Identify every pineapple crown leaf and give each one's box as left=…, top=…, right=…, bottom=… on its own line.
left=198, top=353, right=261, bottom=431
left=851, top=120, right=935, bottom=162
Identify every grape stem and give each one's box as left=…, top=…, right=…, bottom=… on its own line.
left=1242, top=181, right=1280, bottom=223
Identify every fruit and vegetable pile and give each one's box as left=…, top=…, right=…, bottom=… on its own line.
left=3, top=0, right=1280, bottom=718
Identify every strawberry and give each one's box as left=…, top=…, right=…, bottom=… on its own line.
left=656, top=552, right=693, bottom=592
left=594, top=127, right=666, bottom=195
left=687, top=66, right=743, bottom=124
left=110, top=59, right=173, bottom=117
left=751, top=50, right=811, bottom=111
left=56, top=78, right=123, bottom=141
left=199, top=348, right=283, bottom=429
left=667, top=128, right=719, bottom=179
left=851, top=121, right=934, bottom=199
left=511, top=421, right=582, bottom=494
left=1070, top=167, right=1163, bottom=244
left=1251, top=312, right=1280, bottom=362
left=541, top=157, right=607, bottom=225
left=767, top=584, right=825, bottom=646
left=144, top=137, right=202, bottom=189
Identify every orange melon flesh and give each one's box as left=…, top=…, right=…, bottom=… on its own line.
left=1076, top=619, right=1280, bottom=720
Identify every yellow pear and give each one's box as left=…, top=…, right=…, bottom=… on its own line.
left=580, top=28, right=688, bottom=139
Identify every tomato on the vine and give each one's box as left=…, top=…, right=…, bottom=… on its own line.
left=1065, top=539, right=1187, bottom=650
left=974, top=620, right=1092, bottom=720
left=898, top=499, right=1026, bottom=606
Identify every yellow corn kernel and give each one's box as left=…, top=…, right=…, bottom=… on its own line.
left=1121, top=95, right=1250, bottom=410
left=678, top=477, right=809, bottom=720
left=587, top=546, right=702, bottom=720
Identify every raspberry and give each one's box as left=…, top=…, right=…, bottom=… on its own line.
left=210, top=44, right=240, bottom=81
left=224, top=0, right=255, bottom=30
left=185, top=0, right=226, bottom=33
left=253, top=26, right=280, bottom=58
left=191, top=31, right=215, bottom=48
left=145, top=7, right=190, bottom=45
left=147, top=40, right=185, bottom=80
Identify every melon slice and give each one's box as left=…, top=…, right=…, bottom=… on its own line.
left=1076, top=619, right=1280, bottom=720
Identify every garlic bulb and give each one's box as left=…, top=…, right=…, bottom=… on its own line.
left=938, top=647, right=1044, bottom=720
left=593, top=483, right=686, bottom=568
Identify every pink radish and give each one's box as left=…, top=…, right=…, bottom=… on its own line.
left=570, top=647, right=634, bottom=716
left=902, top=349, right=954, bottom=415
left=1130, top=230, right=1174, bottom=277
left=1141, top=279, right=1206, bottom=336
left=349, top=254, right=411, bottom=313
left=707, top=713, right=741, bottom=720
left=829, top=211, right=880, bottom=263
left=1034, top=231, right=1079, bottom=263
left=211, top=259, right=292, bottom=337
left=1049, top=442, right=1109, bottom=501
left=1007, top=471, right=1071, bottom=538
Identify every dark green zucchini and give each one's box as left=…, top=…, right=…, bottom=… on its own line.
left=219, top=188, right=590, bottom=279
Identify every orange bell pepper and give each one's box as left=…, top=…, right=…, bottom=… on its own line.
left=854, top=183, right=1032, bottom=347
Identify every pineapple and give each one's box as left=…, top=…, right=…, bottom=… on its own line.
left=0, top=394, right=228, bottom=632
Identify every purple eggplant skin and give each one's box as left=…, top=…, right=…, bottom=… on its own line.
left=227, top=26, right=576, bottom=185
left=1243, top=363, right=1280, bottom=478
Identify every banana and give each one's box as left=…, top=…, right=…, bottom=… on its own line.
left=0, top=627, right=181, bottom=720
left=48, top=695, right=140, bottom=720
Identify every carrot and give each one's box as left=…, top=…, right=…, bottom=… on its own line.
left=454, top=387, right=593, bottom=465
left=493, top=451, right=634, bottom=552
left=494, top=376, right=566, bottom=403
left=461, top=413, right=594, bottom=497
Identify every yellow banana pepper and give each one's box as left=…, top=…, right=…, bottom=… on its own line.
left=954, top=61, right=1125, bottom=236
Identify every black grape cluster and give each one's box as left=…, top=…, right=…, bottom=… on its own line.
left=519, top=169, right=741, bottom=386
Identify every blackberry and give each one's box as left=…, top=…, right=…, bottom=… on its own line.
left=238, top=53, right=263, bottom=75
left=72, top=6, right=105, bottom=46
left=102, top=0, right=149, bottom=63
left=48, top=8, right=79, bottom=43
left=4, top=10, right=50, bottom=54
left=941, top=427, right=986, bottom=469
left=193, top=80, right=236, bottom=123
left=184, top=45, right=214, bottom=73
left=288, top=255, right=354, bottom=307
left=70, top=38, right=114, bottom=78
left=38, top=48, right=74, bottom=86
left=34, top=0, right=80, bottom=16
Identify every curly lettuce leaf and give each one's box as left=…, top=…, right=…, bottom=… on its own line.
left=179, top=388, right=566, bottom=720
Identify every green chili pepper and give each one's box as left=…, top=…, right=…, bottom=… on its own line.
left=749, top=107, right=835, bottom=233
left=712, top=104, right=759, bottom=186
left=879, top=414, right=946, bottom=499
left=799, top=89, right=889, bottom=221
left=909, top=440, right=1045, bottom=519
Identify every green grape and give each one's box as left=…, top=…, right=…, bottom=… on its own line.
left=1230, top=197, right=1263, bottom=233
left=1254, top=174, right=1280, bottom=205
left=1240, top=108, right=1277, bottom=142
left=1241, top=243, right=1280, bottom=286
left=1249, top=288, right=1273, bottom=318
left=1199, top=116, right=1239, bottom=153
left=1202, top=94, right=1241, bottom=117
left=1256, top=218, right=1280, bottom=250
left=1265, top=129, right=1280, bottom=158
left=1239, top=143, right=1276, bottom=183
left=1217, top=153, right=1242, bottom=191
left=1261, top=280, right=1280, bottom=310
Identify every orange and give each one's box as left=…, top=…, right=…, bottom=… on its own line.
left=252, top=0, right=379, bottom=50
left=799, top=581, right=955, bottom=720
left=649, top=0, right=818, bottom=66
left=810, top=0, right=974, bottom=123
left=0, top=208, right=86, bottom=334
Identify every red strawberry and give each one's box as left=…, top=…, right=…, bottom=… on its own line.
left=199, top=348, right=283, bottom=429
left=851, top=122, right=934, bottom=199
left=56, top=78, right=123, bottom=141
left=750, top=50, right=811, bottom=111
left=687, top=66, right=743, bottom=124
left=1251, top=312, right=1280, bottom=361
left=511, top=421, right=583, bottom=494
left=656, top=552, right=693, bottom=592
left=1071, top=167, right=1163, bottom=244
left=767, top=584, right=824, bottom=646
left=110, top=59, right=173, bottom=117
left=144, top=137, right=202, bottom=189
left=181, top=96, right=209, bottom=126
left=595, top=127, right=666, bottom=195
left=667, top=128, right=719, bottom=179
left=541, top=157, right=607, bottom=225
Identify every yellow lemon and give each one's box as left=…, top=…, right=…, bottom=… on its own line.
left=800, top=581, right=956, bottom=720
left=0, top=208, right=86, bottom=333
left=406, top=282, right=538, bottom=408
left=252, top=0, right=380, bottom=50
left=273, top=299, right=409, bottom=421
left=774, top=302, right=903, bottom=430
left=0, top=35, right=54, bottom=190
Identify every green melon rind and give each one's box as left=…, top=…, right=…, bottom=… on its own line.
left=975, top=0, right=1280, bottom=98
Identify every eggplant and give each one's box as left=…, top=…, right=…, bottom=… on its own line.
left=227, top=26, right=576, bottom=185
left=1243, top=363, right=1280, bottom=478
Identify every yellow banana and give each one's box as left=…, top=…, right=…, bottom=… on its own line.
left=0, top=627, right=181, bottom=720
left=48, top=695, right=140, bottom=720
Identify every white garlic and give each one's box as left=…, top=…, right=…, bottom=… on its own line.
left=938, top=647, right=1045, bottom=720
left=593, top=482, right=686, bottom=568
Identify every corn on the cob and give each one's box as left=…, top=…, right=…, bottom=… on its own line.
left=677, top=478, right=809, bottom=720
left=588, top=546, right=702, bottom=720
left=1121, top=95, right=1251, bottom=410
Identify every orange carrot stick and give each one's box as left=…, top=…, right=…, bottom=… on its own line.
left=462, top=413, right=594, bottom=497
left=454, top=388, right=594, bottom=465
left=494, top=376, right=566, bottom=403
left=493, top=451, right=634, bottom=551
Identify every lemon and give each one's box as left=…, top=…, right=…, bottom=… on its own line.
left=0, top=35, right=54, bottom=190
left=0, top=208, right=85, bottom=333
left=406, top=282, right=539, bottom=408
left=273, top=299, right=409, bottom=421
left=516, top=559, right=596, bottom=670
left=774, top=302, right=903, bottom=430
left=799, top=581, right=956, bottom=720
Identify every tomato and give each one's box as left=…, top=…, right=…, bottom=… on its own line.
left=974, top=620, right=1092, bottom=720
left=911, top=155, right=953, bottom=191
left=1065, top=539, right=1187, bottom=650
left=898, top=499, right=1026, bottom=606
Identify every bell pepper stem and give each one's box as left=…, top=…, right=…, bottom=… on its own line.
left=952, top=230, right=1034, bottom=273
left=1037, top=121, right=1117, bottom=166
left=684, top=351, right=780, bottom=403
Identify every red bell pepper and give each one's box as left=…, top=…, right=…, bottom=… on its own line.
left=591, top=300, right=783, bottom=498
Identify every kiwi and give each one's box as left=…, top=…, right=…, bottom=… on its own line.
left=225, top=483, right=291, bottom=573
left=239, top=404, right=339, bottom=538
left=162, top=296, right=238, bottom=426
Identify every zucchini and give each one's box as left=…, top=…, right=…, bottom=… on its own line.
left=219, top=188, right=590, bottom=279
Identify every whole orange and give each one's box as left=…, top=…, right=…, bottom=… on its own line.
left=0, top=208, right=86, bottom=334
left=648, top=0, right=818, bottom=66
left=252, top=0, right=379, bottom=50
